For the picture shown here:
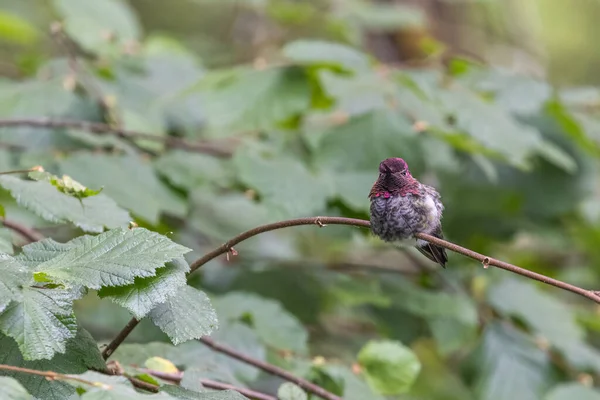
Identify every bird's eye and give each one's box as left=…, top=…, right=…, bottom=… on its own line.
left=401, top=171, right=407, bottom=176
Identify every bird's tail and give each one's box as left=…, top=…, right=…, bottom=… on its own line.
left=415, top=228, right=448, bottom=268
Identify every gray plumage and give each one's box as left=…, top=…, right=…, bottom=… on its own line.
left=369, top=158, right=448, bottom=267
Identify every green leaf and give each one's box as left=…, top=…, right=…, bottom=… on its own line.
left=545, top=384, right=600, bottom=400
left=98, top=257, right=189, bottom=319
left=189, top=191, right=274, bottom=241
left=535, top=141, right=578, bottom=173
left=357, top=340, right=421, bottom=395
left=162, top=385, right=247, bottom=399
left=320, top=365, right=384, bottom=400
left=0, top=287, right=78, bottom=360
left=233, top=150, right=331, bottom=218
left=59, top=154, right=187, bottom=224
left=488, top=279, right=583, bottom=345
left=154, top=151, right=232, bottom=191
left=0, top=175, right=131, bottom=233
left=0, top=12, right=38, bottom=45
left=0, top=327, right=105, bottom=400
left=15, top=238, right=77, bottom=268
left=203, top=67, right=311, bottom=133
left=314, top=110, right=416, bottom=172
left=317, top=70, right=389, bottom=116
left=0, top=228, right=12, bottom=255
left=0, top=377, right=32, bottom=400
left=214, top=292, right=308, bottom=353
left=282, top=40, right=370, bottom=72
left=52, top=0, right=141, bottom=53
left=349, top=3, right=425, bottom=31
left=473, top=323, right=552, bottom=400
left=149, top=285, right=218, bottom=345
left=34, top=228, right=191, bottom=289
left=29, top=170, right=102, bottom=199
left=438, top=87, right=543, bottom=168
left=0, top=254, right=29, bottom=313
left=278, top=382, right=308, bottom=400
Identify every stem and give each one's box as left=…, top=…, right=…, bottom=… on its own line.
left=1, top=219, right=45, bottom=242
left=200, top=336, right=342, bottom=400
left=139, top=368, right=277, bottom=400
left=0, top=118, right=232, bottom=157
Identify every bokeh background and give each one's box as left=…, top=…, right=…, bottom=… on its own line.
left=2, top=0, right=600, bottom=399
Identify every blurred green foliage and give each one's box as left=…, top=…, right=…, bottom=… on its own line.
left=1, top=0, right=600, bottom=399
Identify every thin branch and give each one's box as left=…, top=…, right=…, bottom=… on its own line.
left=0, top=364, right=112, bottom=389
left=199, top=336, right=341, bottom=400
left=1, top=219, right=45, bottom=242
left=104, top=216, right=600, bottom=363
left=139, top=368, right=276, bottom=400
left=102, top=217, right=369, bottom=360
left=414, top=232, right=600, bottom=303
left=0, top=168, right=40, bottom=176
left=0, top=118, right=232, bottom=157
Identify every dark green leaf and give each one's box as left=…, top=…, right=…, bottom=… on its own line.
left=0, top=328, right=105, bottom=399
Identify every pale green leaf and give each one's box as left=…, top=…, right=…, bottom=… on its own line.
left=98, top=258, right=189, bottom=319
left=0, top=228, right=13, bottom=255
left=350, top=3, right=425, bottom=30
left=0, top=11, right=38, bottom=44
left=233, top=150, right=331, bottom=218
left=203, top=67, right=311, bottom=133
left=0, top=377, right=32, bottom=400
left=0, top=287, right=77, bottom=360
left=317, top=70, right=388, bottom=115
left=282, top=40, right=370, bottom=72
left=189, top=191, right=274, bottom=241
left=34, top=228, right=191, bottom=289
left=16, top=238, right=77, bottom=269
left=321, top=365, right=384, bottom=400
left=29, top=170, right=102, bottom=199
left=59, top=154, right=187, bottom=224
left=154, top=151, right=231, bottom=191
left=0, top=328, right=104, bottom=400
left=278, top=383, right=307, bottom=400
left=149, top=286, right=218, bottom=345
left=536, top=141, right=578, bottom=173
left=358, top=340, right=421, bottom=395
left=473, top=323, right=552, bottom=400
left=0, top=254, right=29, bottom=313
left=214, top=292, right=308, bottom=353
left=52, top=0, right=141, bottom=53
left=488, top=279, right=583, bottom=345
left=0, top=175, right=131, bottom=233
left=545, top=384, right=600, bottom=400
left=162, top=385, right=247, bottom=399
left=314, top=110, right=416, bottom=172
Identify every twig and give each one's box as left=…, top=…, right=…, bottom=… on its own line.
left=0, top=118, right=232, bottom=157
left=0, top=168, right=40, bottom=176
left=414, top=232, right=600, bottom=303
left=0, top=364, right=111, bottom=389
left=199, top=336, right=341, bottom=400
left=1, top=219, right=45, bottom=242
left=139, top=368, right=276, bottom=400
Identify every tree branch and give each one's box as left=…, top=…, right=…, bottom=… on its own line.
left=1, top=219, right=45, bottom=243
left=199, top=336, right=341, bottom=400
left=104, top=216, right=600, bottom=364
left=0, top=118, right=232, bottom=157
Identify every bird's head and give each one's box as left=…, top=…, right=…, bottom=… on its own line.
left=370, top=158, right=415, bottom=197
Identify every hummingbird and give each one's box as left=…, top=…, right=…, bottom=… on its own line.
left=369, top=157, right=448, bottom=268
